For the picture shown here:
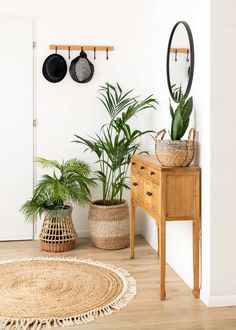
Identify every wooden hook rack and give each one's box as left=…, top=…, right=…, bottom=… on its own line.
left=50, top=44, right=114, bottom=51
left=170, top=47, right=190, bottom=53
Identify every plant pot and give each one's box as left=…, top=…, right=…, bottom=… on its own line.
left=40, top=205, right=77, bottom=252
left=88, top=200, right=129, bottom=250
left=155, top=128, right=196, bottom=167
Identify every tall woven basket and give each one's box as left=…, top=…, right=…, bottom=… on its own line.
left=40, top=205, right=77, bottom=252
left=88, top=201, right=129, bottom=250
left=155, top=128, right=196, bottom=167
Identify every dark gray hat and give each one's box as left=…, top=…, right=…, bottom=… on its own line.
left=42, top=54, right=67, bottom=83
left=69, top=50, right=94, bottom=83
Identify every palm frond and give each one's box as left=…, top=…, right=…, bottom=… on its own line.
left=74, top=83, right=159, bottom=205
left=36, top=157, right=61, bottom=171
left=21, top=158, right=95, bottom=222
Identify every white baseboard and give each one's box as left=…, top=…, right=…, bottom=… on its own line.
left=200, top=289, right=210, bottom=306
left=201, top=290, right=236, bottom=307
left=77, top=230, right=90, bottom=238
left=34, top=228, right=142, bottom=240
left=207, top=295, right=236, bottom=307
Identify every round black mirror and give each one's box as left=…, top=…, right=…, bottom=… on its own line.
left=166, top=21, right=194, bottom=102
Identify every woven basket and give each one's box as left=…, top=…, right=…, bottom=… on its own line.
left=88, top=201, right=129, bottom=250
left=40, top=205, right=77, bottom=252
left=155, top=128, right=196, bottom=167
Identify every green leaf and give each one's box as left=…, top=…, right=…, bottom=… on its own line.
left=182, top=96, right=193, bottom=121
left=182, top=118, right=190, bottom=136
left=169, top=101, right=174, bottom=119
left=171, top=107, right=184, bottom=140
left=36, top=158, right=61, bottom=171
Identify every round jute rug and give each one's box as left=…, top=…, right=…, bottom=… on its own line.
left=0, top=257, right=137, bottom=329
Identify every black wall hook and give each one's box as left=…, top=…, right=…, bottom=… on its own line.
left=175, top=49, right=177, bottom=62
left=68, top=46, right=70, bottom=60
left=55, top=46, right=58, bottom=54
left=94, top=47, right=96, bottom=60
left=106, top=47, right=109, bottom=60
left=186, top=49, right=190, bottom=62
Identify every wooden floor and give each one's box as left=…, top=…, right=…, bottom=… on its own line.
left=0, top=236, right=236, bottom=330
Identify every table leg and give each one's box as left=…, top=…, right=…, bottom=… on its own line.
left=159, top=219, right=166, bottom=300
left=130, top=199, right=135, bottom=259
left=157, top=221, right=160, bottom=258
left=192, top=217, right=200, bottom=298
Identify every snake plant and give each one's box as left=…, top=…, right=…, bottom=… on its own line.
left=170, top=95, right=193, bottom=140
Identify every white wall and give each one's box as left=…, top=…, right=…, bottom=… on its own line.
left=0, top=0, right=155, bottom=237
left=210, top=0, right=236, bottom=306
left=140, top=0, right=236, bottom=307
left=138, top=0, right=211, bottom=305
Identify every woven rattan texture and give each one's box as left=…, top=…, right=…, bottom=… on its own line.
left=40, top=216, right=77, bottom=252
left=0, top=257, right=136, bottom=329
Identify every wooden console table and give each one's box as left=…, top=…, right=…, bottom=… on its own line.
left=130, top=154, right=200, bottom=300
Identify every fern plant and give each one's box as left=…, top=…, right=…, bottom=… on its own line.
left=21, top=158, right=96, bottom=221
left=73, top=83, right=158, bottom=205
left=170, top=94, right=193, bottom=140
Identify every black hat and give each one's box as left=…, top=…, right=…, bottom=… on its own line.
left=69, top=50, right=94, bottom=83
left=42, top=54, right=67, bottom=83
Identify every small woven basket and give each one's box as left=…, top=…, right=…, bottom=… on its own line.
left=40, top=206, right=77, bottom=253
left=155, top=128, right=196, bottom=167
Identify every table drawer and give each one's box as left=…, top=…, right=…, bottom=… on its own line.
left=136, top=162, right=160, bottom=185
left=138, top=162, right=149, bottom=176
left=131, top=160, right=139, bottom=171
left=143, top=179, right=159, bottom=214
left=147, top=166, right=160, bottom=185
left=130, top=170, right=144, bottom=201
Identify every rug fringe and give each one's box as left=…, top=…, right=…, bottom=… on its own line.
left=0, top=257, right=137, bottom=329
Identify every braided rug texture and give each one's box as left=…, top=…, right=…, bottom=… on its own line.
left=0, top=257, right=137, bottom=329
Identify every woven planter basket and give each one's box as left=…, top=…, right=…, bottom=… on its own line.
left=40, top=205, right=77, bottom=253
left=155, top=128, right=196, bottom=167
left=88, top=201, right=129, bottom=250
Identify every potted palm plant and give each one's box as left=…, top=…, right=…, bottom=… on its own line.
left=21, top=157, right=95, bottom=252
left=74, top=83, right=158, bottom=250
left=155, top=94, right=195, bottom=167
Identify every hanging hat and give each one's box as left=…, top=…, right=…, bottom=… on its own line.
left=69, top=50, right=94, bottom=83
left=42, top=53, right=67, bottom=83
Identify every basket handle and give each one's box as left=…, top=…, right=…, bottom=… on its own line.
left=155, top=129, right=166, bottom=140
left=188, top=128, right=196, bottom=142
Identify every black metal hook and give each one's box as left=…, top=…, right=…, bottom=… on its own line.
left=81, top=46, right=83, bottom=52
left=106, top=47, right=109, bottom=60
left=186, top=49, right=190, bottom=62
left=94, top=47, right=96, bottom=60
left=55, top=46, right=57, bottom=54
left=68, top=46, right=70, bottom=60
left=175, top=49, right=177, bottom=62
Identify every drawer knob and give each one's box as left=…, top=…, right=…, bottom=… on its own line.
left=150, top=171, right=155, bottom=176
left=140, top=166, right=145, bottom=170
left=132, top=182, right=138, bottom=186
left=131, top=162, right=136, bottom=165
left=146, top=191, right=153, bottom=196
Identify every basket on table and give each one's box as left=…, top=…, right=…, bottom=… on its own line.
left=155, top=128, right=196, bottom=167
